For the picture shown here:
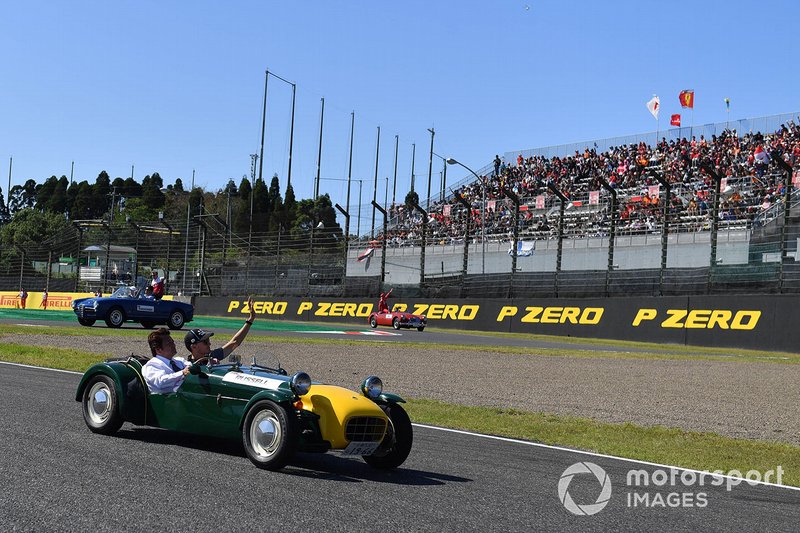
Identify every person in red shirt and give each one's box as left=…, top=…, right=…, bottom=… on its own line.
left=40, top=289, right=48, bottom=310
left=151, top=271, right=165, bottom=300
left=378, top=288, right=393, bottom=313
left=18, top=288, right=27, bottom=309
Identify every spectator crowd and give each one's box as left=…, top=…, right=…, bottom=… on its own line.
left=378, top=120, right=800, bottom=247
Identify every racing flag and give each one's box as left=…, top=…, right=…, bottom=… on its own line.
left=670, top=114, right=681, bottom=127
left=679, top=90, right=695, bottom=108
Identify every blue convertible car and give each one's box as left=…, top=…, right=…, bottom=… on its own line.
left=72, top=286, right=194, bottom=329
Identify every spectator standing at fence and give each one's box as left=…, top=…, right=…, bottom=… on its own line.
left=151, top=271, right=164, bottom=300
left=18, top=288, right=27, bottom=309
left=494, top=155, right=501, bottom=177
left=40, top=289, right=48, bottom=310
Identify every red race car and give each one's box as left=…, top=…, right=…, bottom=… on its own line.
left=369, top=309, right=427, bottom=331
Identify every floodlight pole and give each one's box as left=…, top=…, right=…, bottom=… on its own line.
left=598, top=177, right=618, bottom=297
left=652, top=170, right=671, bottom=296
left=548, top=182, right=569, bottom=297
left=502, top=187, right=520, bottom=297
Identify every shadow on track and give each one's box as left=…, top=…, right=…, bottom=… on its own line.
left=114, top=426, right=470, bottom=487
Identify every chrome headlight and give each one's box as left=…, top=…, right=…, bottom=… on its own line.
left=360, top=376, right=383, bottom=399
left=290, top=371, right=312, bottom=396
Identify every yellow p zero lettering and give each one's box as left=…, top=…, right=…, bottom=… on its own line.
left=426, top=304, right=445, bottom=319
left=227, top=300, right=240, bottom=313
left=393, top=303, right=408, bottom=312
left=661, top=309, right=687, bottom=328
left=459, top=305, right=479, bottom=320
left=497, top=306, right=518, bottom=321
left=707, top=310, right=731, bottom=329
left=540, top=307, right=562, bottom=324
left=632, top=308, right=657, bottom=326
left=441, top=305, right=459, bottom=320
left=730, top=310, right=761, bottom=330
left=522, top=306, right=543, bottom=323
left=356, top=303, right=372, bottom=317
left=580, top=308, right=604, bottom=324
left=684, top=310, right=711, bottom=329
left=253, top=301, right=266, bottom=314
left=297, top=301, right=313, bottom=315
left=314, top=303, right=331, bottom=316
left=342, top=303, right=357, bottom=317
left=413, top=304, right=429, bottom=316
left=273, top=302, right=287, bottom=315
left=329, top=303, right=345, bottom=316
left=560, top=307, right=580, bottom=324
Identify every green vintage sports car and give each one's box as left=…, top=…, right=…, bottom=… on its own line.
left=75, top=354, right=412, bottom=470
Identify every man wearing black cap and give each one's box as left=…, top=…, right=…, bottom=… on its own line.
left=184, top=296, right=256, bottom=364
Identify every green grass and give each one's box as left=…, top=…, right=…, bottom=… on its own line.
left=406, top=398, right=800, bottom=487
left=1, top=339, right=797, bottom=487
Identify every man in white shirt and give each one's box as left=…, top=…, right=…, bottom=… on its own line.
left=142, top=328, right=190, bottom=394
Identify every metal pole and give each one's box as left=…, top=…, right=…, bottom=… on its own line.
left=773, top=155, right=795, bottom=292
left=392, top=135, right=399, bottom=206
left=503, top=188, right=520, bottom=297
left=441, top=159, right=447, bottom=203
left=371, top=126, right=380, bottom=238
left=345, top=112, right=354, bottom=241
left=411, top=202, right=428, bottom=288
left=75, top=227, right=82, bottom=291
left=703, top=165, right=722, bottom=293
left=315, top=98, right=324, bottom=200
left=45, top=251, right=52, bottom=291
left=548, top=182, right=569, bottom=297
left=652, top=171, right=671, bottom=296
left=335, top=203, right=349, bottom=288
left=247, top=155, right=257, bottom=293
left=181, top=170, right=195, bottom=295
left=258, top=70, right=269, bottom=185
left=357, top=181, right=363, bottom=240
left=426, top=128, right=435, bottom=209
left=287, top=82, right=296, bottom=190
left=7, top=157, right=12, bottom=210
left=70, top=161, right=74, bottom=187
left=372, top=201, right=388, bottom=283
left=453, top=192, right=471, bottom=296
left=410, top=143, right=416, bottom=192
left=481, top=176, right=486, bottom=275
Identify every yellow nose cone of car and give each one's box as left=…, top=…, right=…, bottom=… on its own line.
left=301, top=384, right=388, bottom=449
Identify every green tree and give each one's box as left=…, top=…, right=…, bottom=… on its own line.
left=1, top=208, right=70, bottom=248
left=234, top=177, right=252, bottom=235
left=91, top=171, right=111, bottom=218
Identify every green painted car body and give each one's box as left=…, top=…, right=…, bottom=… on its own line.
left=75, top=355, right=413, bottom=470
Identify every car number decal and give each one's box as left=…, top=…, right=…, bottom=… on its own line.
left=222, top=372, right=284, bottom=390
left=385, top=314, right=392, bottom=319
left=341, top=441, right=380, bottom=456
left=136, top=305, right=155, bottom=312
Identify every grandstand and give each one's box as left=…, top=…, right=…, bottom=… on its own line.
left=350, top=112, right=800, bottom=298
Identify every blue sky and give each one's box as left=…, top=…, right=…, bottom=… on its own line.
left=2, top=1, right=798, bottom=232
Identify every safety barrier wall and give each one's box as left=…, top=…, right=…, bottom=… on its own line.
left=194, top=294, right=799, bottom=352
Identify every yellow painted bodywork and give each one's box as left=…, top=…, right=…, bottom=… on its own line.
left=300, top=384, right=387, bottom=449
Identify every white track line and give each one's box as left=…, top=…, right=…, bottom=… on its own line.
left=3, top=361, right=797, bottom=493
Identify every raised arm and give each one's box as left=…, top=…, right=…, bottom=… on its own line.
left=221, top=296, right=256, bottom=357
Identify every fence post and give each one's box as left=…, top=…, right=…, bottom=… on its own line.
left=702, top=164, right=723, bottom=294
left=45, top=251, right=52, bottom=291
left=74, top=226, right=82, bottom=291
left=548, top=183, right=569, bottom=297
left=453, top=192, right=471, bottom=296
left=335, top=204, right=350, bottom=296
left=652, top=170, right=671, bottom=296
left=598, top=178, right=617, bottom=297
left=502, top=187, right=520, bottom=298
left=371, top=201, right=387, bottom=284
left=773, top=154, right=795, bottom=292
left=411, top=202, right=428, bottom=289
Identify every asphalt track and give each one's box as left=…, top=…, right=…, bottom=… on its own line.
left=1, top=363, right=798, bottom=532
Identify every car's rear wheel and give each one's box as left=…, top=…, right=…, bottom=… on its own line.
left=141, top=321, right=156, bottom=329
left=82, top=375, right=123, bottom=435
left=417, top=326, right=425, bottom=332
left=392, top=318, right=401, bottom=330
left=363, top=403, right=413, bottom=469
left=167, top=310, right=185, bottom=330
left=369, top=316, right=378, bottom=328
left=242, top=400, right=297, bottom=470
left=105, top=307, right=125, bottom=328
left=78, top=317, right=96, bottom=327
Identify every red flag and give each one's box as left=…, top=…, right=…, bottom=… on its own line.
left=679, top=90, right=694, bottom=108
left=670, top=114, right=681, bottom=127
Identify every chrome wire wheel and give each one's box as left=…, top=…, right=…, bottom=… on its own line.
left=86, top=381, right=113, bottom=426
left=250, top=409, right=282, bottom=459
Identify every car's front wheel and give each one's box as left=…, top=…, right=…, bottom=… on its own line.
left=242, top=400, right=297, bottom=470
left=392, top=318, right=401, bottom=330
left=82, top=375, right=123, bottom=435
left=363, top=403, right=413, bottom=469
left=369, top=316, right=378, bottom=328
left=167, top=310, right=185, bottom=330
left=104, top=307, right=125, bottom=328
left=417, top=326, right=425, bottom=332
left=78, top=317, right=96, bottom=327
